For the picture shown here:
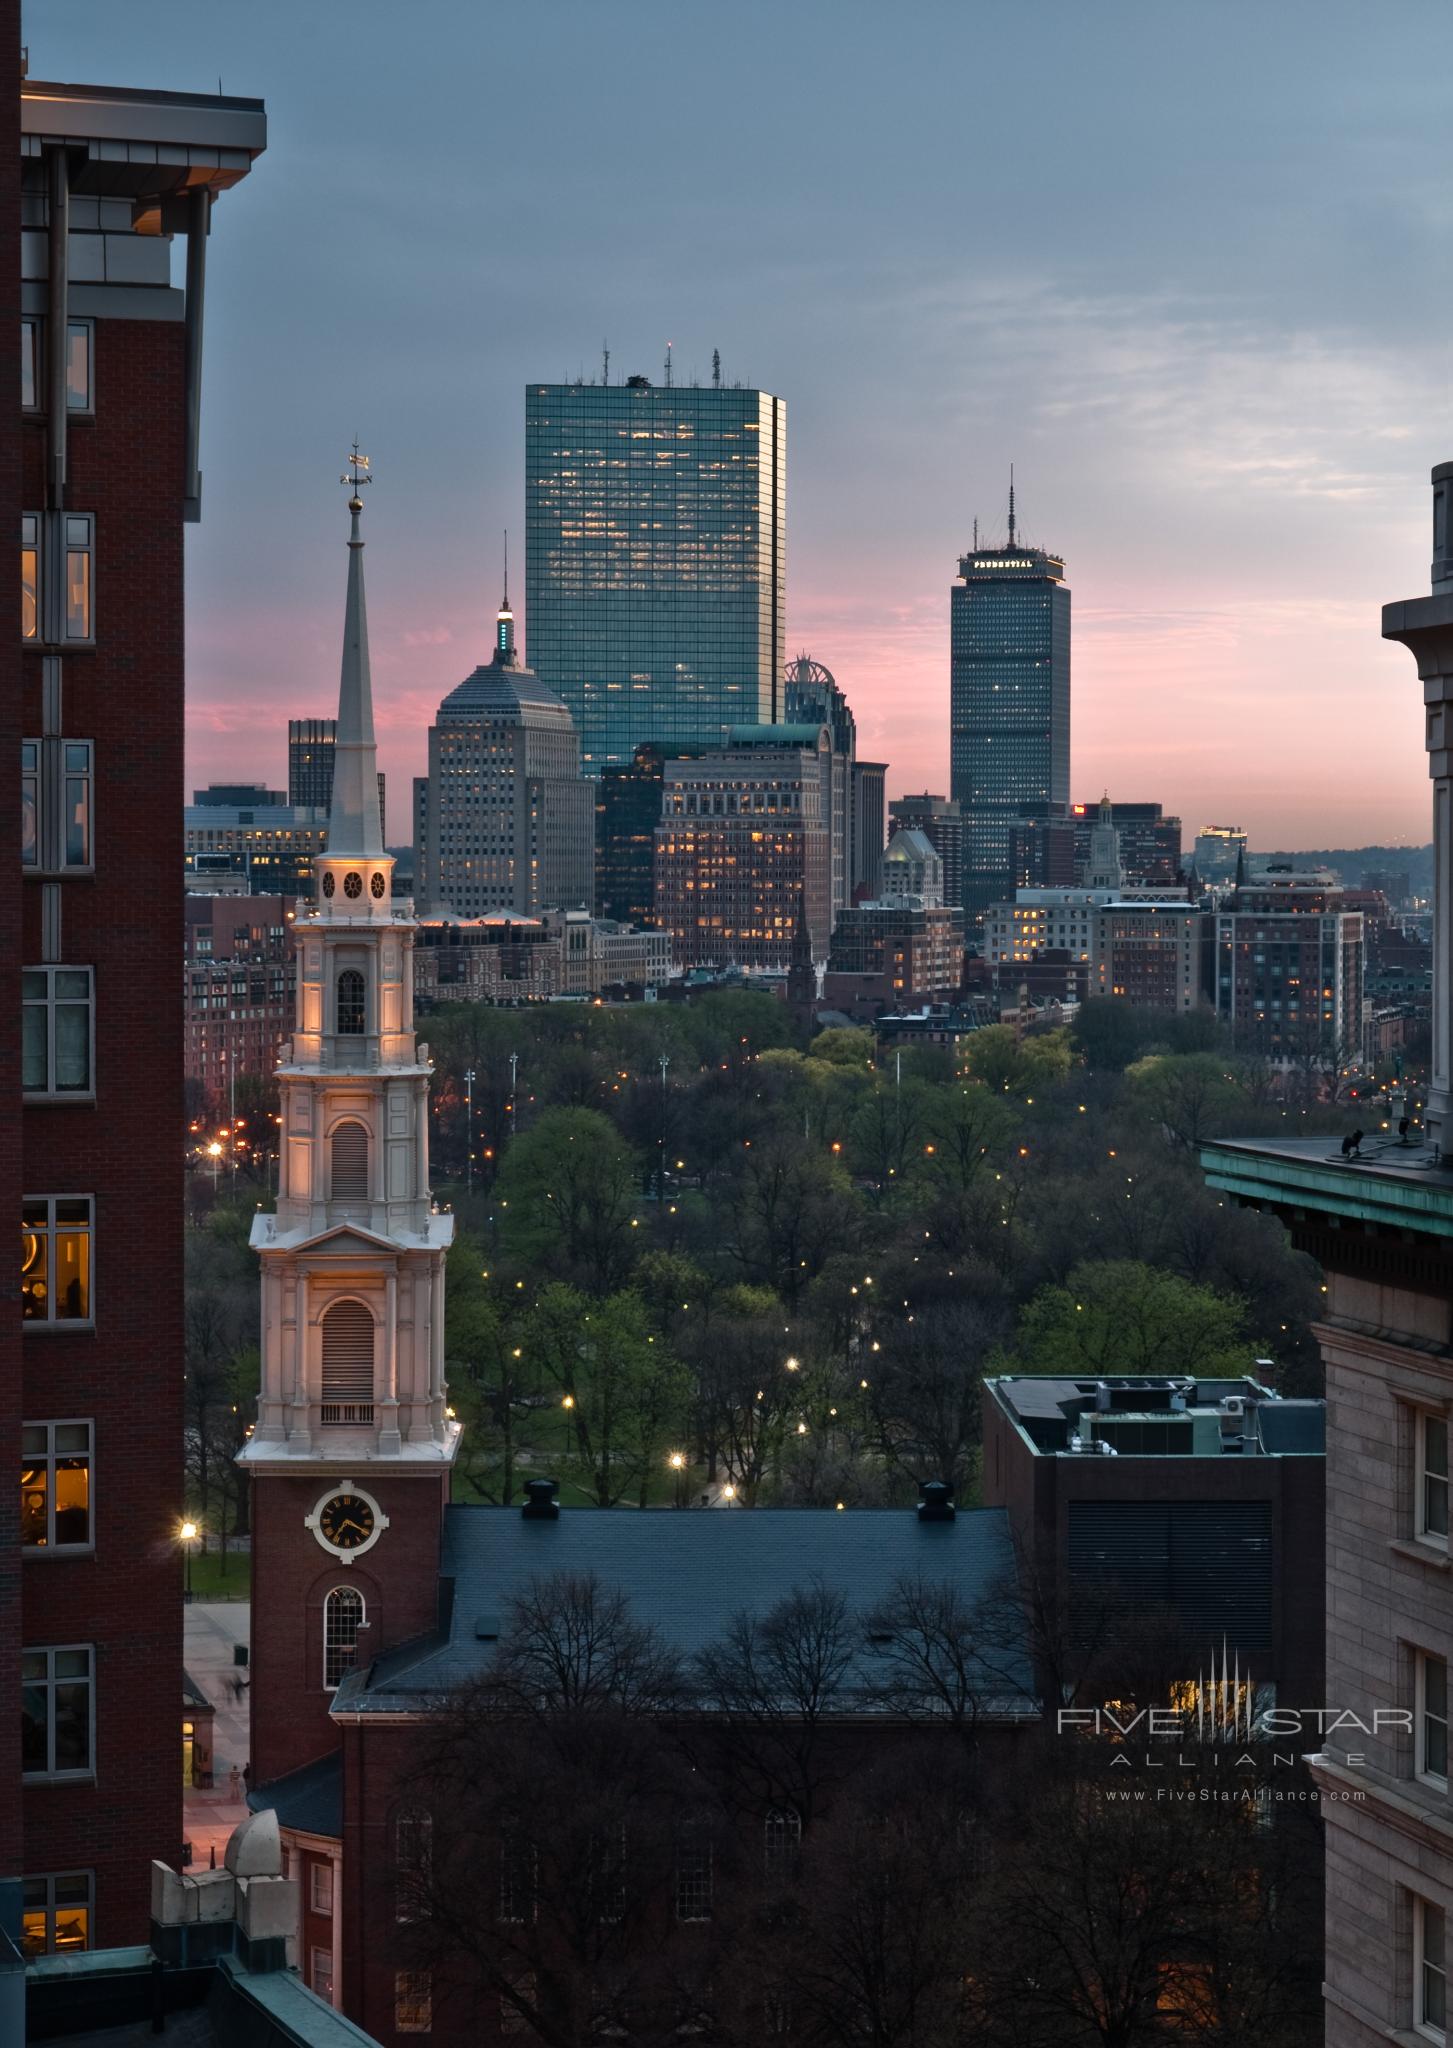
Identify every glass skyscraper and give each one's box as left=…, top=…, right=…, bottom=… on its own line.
left=525, top=378, right=786, bottom=770
left=949, top=533, right=1070, bottom=926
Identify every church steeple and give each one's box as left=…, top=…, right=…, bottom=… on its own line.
left=326, top=444, right=385, bottom=861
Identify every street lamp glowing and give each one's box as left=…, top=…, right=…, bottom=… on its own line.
left=785, top=1356, right=800, bottom=1372
left=668, top=1451, right=686, bottom=1470
left=562, top=1395, right=575, bottom=1410
left=722, top=1483, right=736, bottom=1500
left=179, top=1520, right=198, bottom=1543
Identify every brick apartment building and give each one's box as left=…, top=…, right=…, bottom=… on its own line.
left=653, top=729, right=834, bottom=972
left=8, top=48, right=263, bottom=1985
left=183, top=894, right=297, bottom=1115
left=1213, top=870, right=1364, bottom=1060
left=982, top=1373, right=1325, bottom=1710
left=822, top=898, right=965, bottom=1020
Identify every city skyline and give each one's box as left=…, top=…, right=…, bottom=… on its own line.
left=36, top=0, right=1453, bottom=845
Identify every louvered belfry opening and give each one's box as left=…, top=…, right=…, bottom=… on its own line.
left=321, top=1298, right=375, bottom=1424
left=331, top=1120, right=369, bottom=1201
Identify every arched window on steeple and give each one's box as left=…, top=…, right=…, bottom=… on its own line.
left=320, top=1298, right=374, bottom=1423
left=331, top=1120, right=369, bottom=1201
left=337, top=969, right=365, bottom=1034
left=324, top=1584, right=364, bottom=1690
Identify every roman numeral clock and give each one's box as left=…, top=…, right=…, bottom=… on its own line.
left=305, top=1483, right=388, bottom=1561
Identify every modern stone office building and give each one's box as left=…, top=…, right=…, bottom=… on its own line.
left=415, top=583, right=593, bottom=920
left=949, top=498, right=1070, bottom=927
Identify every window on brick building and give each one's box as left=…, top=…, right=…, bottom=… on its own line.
left=1419, top=1652, right=1449, bottom=1790
left=675, top=1820, right=713, bottom=1922
left=22, top=512, right=38, bottom=639
left=66, top=320, right=93, bottom=412
left=763, top=1806, right=801, bottom=1883
left=21, top=1871, right=91, bottom=1955
left=395, top=1970, right=432, bottom=2034
left=309, top=1861, right=333, bottom=1916
left=21, top=1421, right=92, bottom=1550
left=20, top=318, right=92, bottom=413
left=310, top=1947, right=333, bottom=2002
left=22, top=1196, right=93, bottom=1326
left=22, top=965, right=93, bottom=1097
left=498, top=1822, right=537, bottom=1924
left=1419, top=1413, right=1449, bottom=1550
left=1418, top=1896, right=1447, bottom=2040
left=22, top=1644, right=94, bottom=1779
left=395, top=1809, right=432, bottom=1924
left=20, top=741, right=93, bottom=876
left=323, top=1585, right=364, bottom=1691
left=21, top=512, right=94, bottom=645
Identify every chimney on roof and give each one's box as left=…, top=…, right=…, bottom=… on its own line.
left=522, top=1477, right=560, bottom=1520
left=917, top=1480, right=956, bottom=1522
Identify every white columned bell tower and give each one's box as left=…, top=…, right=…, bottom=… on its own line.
left=246, top=451, right=458, bottom=1460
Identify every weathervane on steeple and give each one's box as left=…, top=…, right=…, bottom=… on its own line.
left=340, top=440, right=372, bottom=511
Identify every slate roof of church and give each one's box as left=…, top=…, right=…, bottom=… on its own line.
left=329, top=1501, right=1033, bottom=1718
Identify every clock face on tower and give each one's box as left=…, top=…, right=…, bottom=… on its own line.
left=305, top=1481, right=388, bottom=1561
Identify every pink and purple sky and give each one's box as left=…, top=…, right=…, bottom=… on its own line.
left=43, top=0, right=1453, bottom=849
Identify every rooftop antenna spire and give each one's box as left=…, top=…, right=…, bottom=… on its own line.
left=602, top=339, right=610, bottom=386
left=973, top=516, right=979, bottom=551
left=712, top=347, right=721, bottom=388
left=665, top=340, right=673, bottom=389
left=1008, top=464, right=1016, bottom=547
left=496, top=529, right=515, bottom=665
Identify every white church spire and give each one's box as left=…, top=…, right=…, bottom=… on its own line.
left=327, top=442, right=384, bottom=860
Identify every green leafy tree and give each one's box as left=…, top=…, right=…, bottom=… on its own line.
left=1125, top=1051, right=1254, bottom=1149
left=530, top=1285, right=690, bottom=1507
left=1016, top=1258, right=1253, bottom=1378
left=495, top=1107, right=642, bottom=1295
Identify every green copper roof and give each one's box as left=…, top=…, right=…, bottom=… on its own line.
left=1200, top=1136, right=1453, bottom=1240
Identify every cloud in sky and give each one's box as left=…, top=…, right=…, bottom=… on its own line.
left=39, top=0, right=1453, bottom=848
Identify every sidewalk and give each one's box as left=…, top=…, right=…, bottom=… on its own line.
left=183, top=1599, right=252, bottom=1873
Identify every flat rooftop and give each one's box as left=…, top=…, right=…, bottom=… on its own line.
left=1201, top=1134, right=1453, bottom=1241
left=987, top=1374, right=1325, bottom=1458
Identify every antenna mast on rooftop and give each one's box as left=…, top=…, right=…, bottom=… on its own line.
left=712, top=347, right=721, bottom=388
left=664, top=340, right=673, bottom=389
left=1008, top=465, right=1016, bottom=547
left=602, top=339, right=610, bottom=385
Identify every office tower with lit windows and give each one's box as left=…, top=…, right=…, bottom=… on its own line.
left=11, top=54, right=264, bottom=1980
left=949, top=498, right=1070, bottom=927
left=288, top=719, right=386, bottom=840
left=525, top=375, right=786, bottom=770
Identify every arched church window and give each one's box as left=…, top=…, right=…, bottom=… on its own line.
left=337, top=969, right=365, bottom=1034
left=331, top=1120, right=369, bottom=1201
left=324, top=1585, right=364, bottom=1690
left=320, top=1298, right=374, bottom=1422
